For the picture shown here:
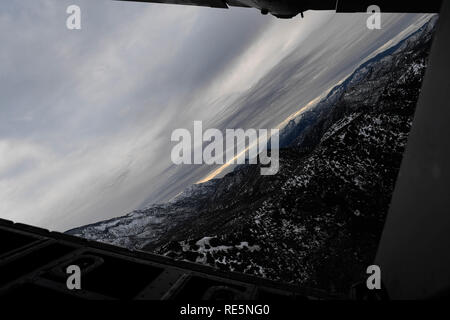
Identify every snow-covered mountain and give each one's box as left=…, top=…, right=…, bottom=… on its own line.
left=67, top=16, right=437, bottom=294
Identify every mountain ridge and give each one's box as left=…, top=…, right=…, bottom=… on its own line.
left=67, top=16, right=437, bottom=294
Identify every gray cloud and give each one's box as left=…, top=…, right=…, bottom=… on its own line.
left=0, top=0, right=432, bottom=231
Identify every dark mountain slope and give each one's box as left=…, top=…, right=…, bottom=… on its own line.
left=67, top=17, right=437, bottom=294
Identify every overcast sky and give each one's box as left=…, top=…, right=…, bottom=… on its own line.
left=0, top=0, right=432, bottom=231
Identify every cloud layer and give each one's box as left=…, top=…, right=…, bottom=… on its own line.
left=0, top=0, right=432, bottom=230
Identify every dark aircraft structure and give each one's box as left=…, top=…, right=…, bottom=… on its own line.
left=0, top=0, right=449, bottom=301
left=0, top=218, right=340, bottom=300
left=116, top=0, right=443, bottom=18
